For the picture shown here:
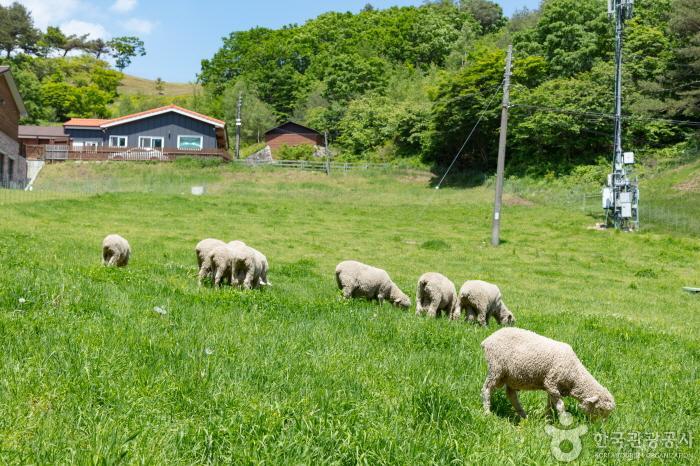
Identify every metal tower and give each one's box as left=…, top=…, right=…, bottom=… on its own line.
left=603, top=0, right=639, bottom=230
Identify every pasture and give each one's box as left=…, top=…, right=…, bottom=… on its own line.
left=0, top=161, right=697, bottom=464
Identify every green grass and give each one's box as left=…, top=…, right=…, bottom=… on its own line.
left=118, top=74, right=199, bottom=97
left=1, top=162, right=698, bottom=464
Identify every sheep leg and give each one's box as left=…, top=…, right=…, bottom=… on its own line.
left=450, top=300, right=461, bottom=320
left=544, top=383, right=566, bottom=417
left=243, top=266, right=255, bottom=289
left=482, top=371, right=500, bottom=414
left=341, top=286, right=354, bottom=299
left=214, top=268, right=225, bottom=287
left=427, top=300, right=439, bottom=318
left=477, top=307, right=488, bottom=326
left=506, top=386, right=527, bottom=418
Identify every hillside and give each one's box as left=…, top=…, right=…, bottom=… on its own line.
left=0, top=162, right=697, bottom=463
left=118, top=74, right=200, bottom=97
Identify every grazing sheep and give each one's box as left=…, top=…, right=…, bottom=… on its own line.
left=102, top=234, right=130, bottom=267
left=196, top=238, right=226, bottom=285
left=481, top=327, right=615, bottom=419
left=205, top=244, right=237, bottom=287
left=335, top=260, right=411, bottom=308
left=416, top=272, right=457, bottom=318
left=228, top=242, right=263, bottom=289
left=228, top=241, right=271, bottom=286
left=196, top=238, right=226, bottom=269
left=456, top=280, right=514, bottom=326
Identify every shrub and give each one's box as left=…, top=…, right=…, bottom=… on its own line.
left=276, top=144, right=317, bottom=161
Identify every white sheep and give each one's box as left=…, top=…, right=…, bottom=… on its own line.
left=195, top=238, right=226, bottom=269
left=102, top=234, right=130, bottom=267
left=228, top=241, right=263, bottom=289
left=335, top=260, right=411, bottom=308
left=228, top=241, right=270, bottom=286
left=196, top=239, right=227, bottom=286
left=456, top=280, right=514, bottom=326
left=481, top=327, right=615, bottom=419
left=415, top=272, right=457, bottom=318
left=205, top=244, right=236, bottom=287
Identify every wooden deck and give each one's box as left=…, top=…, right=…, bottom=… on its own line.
left=25, top=145, right=231, bottom=162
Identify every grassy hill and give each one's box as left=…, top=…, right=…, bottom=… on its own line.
left=0, top=161, right=697, bottom=463
left=118, top=74, right=200, bottom=97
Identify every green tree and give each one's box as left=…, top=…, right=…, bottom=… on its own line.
left=668, top=0, right=700, bottom=117
left=222, top=81, right=278, bottom=144
left=107, top=36, right=146, bottom=71
left=0, top=2, right=41, bottom=57
left=459, top=0, right=506, bottom=32
left=155, top=77, right=165, bottom=96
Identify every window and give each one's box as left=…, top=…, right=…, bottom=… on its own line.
left=177, top=135, right=203, bottom=150
left=109, top=136, right=128, bottom=147
left=138, top=136, right=164, bottom=149
left=8, top=159, right=13, bottom=181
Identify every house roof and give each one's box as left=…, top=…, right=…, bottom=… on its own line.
left=265, top=121, right=322, bottom=136
left=64, top=105, right=226, bottom=129
left=0, top=66, right=28, bottom=118
left=19, top=125, right=68, bottom=138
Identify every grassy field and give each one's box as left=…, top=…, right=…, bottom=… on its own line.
left=118, top=74, right=199, bottom=97
left=0, top=162, right=698, bottom=464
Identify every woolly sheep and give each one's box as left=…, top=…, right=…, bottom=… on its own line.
left=456, top=280, right=514, bottom=326
left=481, top=327, right=615, bottom=419
left=195, top=238, right=226, bottom=269
left=102, top=234, right=130, bottom=267
left=415, top=272, right=457, bottom=318
left=228, top=241, right=270, bottom=286
left=197, top=239, right=228, bottom=286
left=335, top=260, right=411, bottom=308
left=205, top=244, right=236, bottom=287
left=228, top=241, right=263, bottom=289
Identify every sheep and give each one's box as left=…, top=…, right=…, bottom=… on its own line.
left=205, top=244, right=237, bottom=287
left=195, top=238, right=226, bottom=269
left=102, top=234, right=130, bottom=267
left=481, top=327, right=615, bottom=420
left=335, top=260, right=410, bottom=308
left=228, top=241, right=271, bottom=286
left=196, top=238, right=226, bottom=285
left=415, top=272, right=457, bottom=318
left=228, top=241, right=263, bottom=289
left=456, top=280, right=514, bottom=326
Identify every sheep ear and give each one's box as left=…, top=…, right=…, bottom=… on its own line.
left=585, top=396, right=599, bottom=404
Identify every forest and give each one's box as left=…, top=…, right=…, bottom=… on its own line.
left=198, top=0, right=699, bottom=174
left=2, top=0, right=699, bottom=175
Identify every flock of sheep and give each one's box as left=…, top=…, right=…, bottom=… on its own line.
left=102, top=233, right=615, bottom=420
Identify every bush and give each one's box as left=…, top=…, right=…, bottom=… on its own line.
left=276, top=144, right=317, bottom=161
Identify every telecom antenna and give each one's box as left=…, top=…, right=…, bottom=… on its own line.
left=603, top=0, right=639, bottom=230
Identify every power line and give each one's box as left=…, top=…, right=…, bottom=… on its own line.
left=510, top=104, right=700, bottom=127
left=434, top=81, right=504, bottom=189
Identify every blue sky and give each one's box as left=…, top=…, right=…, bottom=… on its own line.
left=5, top=0, right=540, bottom=83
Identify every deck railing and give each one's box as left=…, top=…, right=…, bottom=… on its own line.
left=26, top=145, right=231, bottom=162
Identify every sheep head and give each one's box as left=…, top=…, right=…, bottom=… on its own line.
left=497, top=303, right=516, bottom=326
left=579, top=389, right=615, bottom=418
left=390, top=285, right=411, bottom=309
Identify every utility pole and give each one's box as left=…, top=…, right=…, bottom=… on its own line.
left=491, top=45, right=513, bottom=247
left=235, top=92, right=242, bottom=159
left=324, top=130, right=330, bottom=175
left=603, top=0, right=638, bottom=230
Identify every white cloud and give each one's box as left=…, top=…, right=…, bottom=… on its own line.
left=61, top=19, right=110, bottom=40
left=0, top=0, right=81, bottom=29
left=123, top=18, right=155, bottom=35
left=110, top=0, right=137, bottom=14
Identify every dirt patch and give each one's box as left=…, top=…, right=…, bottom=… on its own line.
left=674, top=175, right=700, bottom=192
left=503, top=194, right=534, bottom=206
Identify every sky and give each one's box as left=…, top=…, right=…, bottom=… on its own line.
left=3, top=0, right=540, bottom=83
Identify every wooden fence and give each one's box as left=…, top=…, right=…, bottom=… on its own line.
left=26, top=145, right=231, bottom=162
left=231, top=158, right=428, bottom=174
